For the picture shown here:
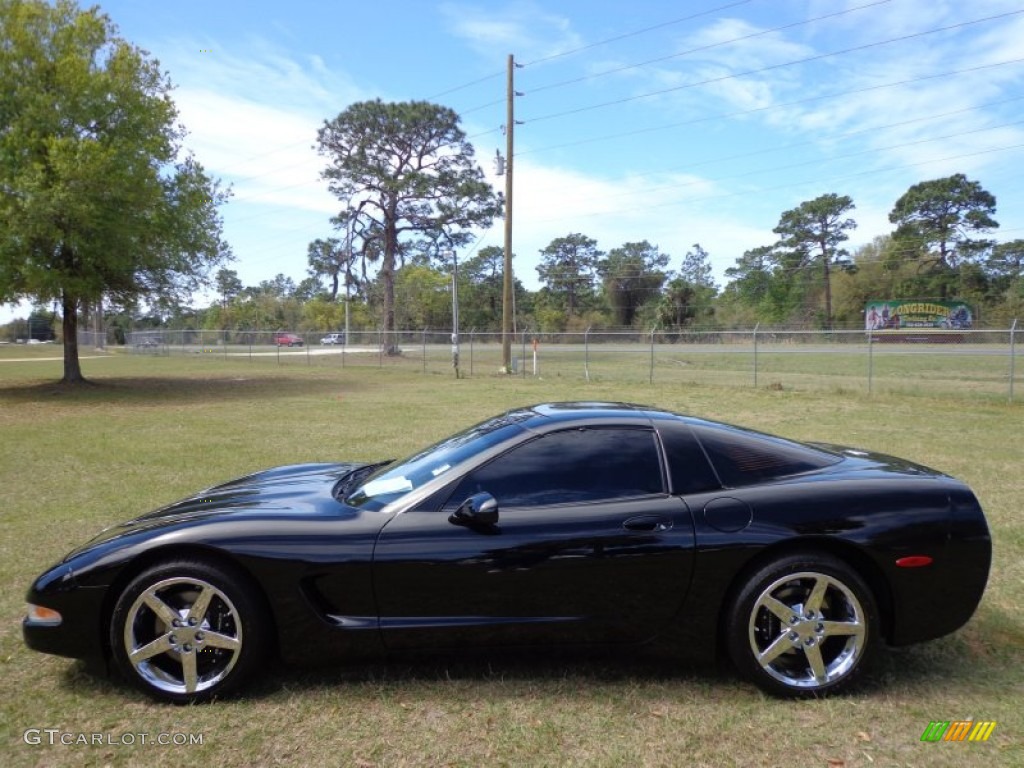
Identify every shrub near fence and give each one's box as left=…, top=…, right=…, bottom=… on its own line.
left=124, top=324, right=1021, bottom=401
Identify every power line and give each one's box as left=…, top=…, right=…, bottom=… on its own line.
left=523, top=10, right=1024, bottom=124
left=525, top=0, right=892, bottom=95
left=527, top=117, right=1024, bottom=207
left=460, top=2, right=854, bottom=117
left=219, top=65, right=1024, bottom=213
left=197, top=7, right=1024, bottom=292
left=429, top=2, right=755, bottom=113
left=518, top=58, right=1024, bottom=158
left=519, top=0, right=754, bottom=67
left=425, top=70, right=505, bottom=101
left=525, top=142, right=1024, bottom=224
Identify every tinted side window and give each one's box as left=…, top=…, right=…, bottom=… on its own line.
left=691, top=423, right=841, bottom=488
left=446, top=427, right=663, bottom=508
left=656, top=421, right=721, bottom=495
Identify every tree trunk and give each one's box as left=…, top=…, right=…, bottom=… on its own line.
left=61, top=290, right=87, bottom=384
left=822, top=255, right=833, bottom=329
left=382, top=216, right=399, bottom=355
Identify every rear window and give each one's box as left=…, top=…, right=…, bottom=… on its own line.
left=690, top=422, right=840, bottom=488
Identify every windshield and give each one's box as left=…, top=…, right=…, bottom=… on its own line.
left=344, top=410, right=533, bottom=511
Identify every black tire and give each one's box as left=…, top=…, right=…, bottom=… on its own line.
left=110, top=559, right=268, bottom=704
left=725, top=552, right=878, bottom=698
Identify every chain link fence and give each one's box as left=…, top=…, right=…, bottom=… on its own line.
left=75, top=329, right=106, bottom=349
left=124, top=324, right=1021, bottom=401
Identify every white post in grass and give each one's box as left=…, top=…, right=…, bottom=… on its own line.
left=1010, top=318, right=1017, bottom=402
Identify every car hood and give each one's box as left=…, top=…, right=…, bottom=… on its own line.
left=63, top=462, right=369, bottom=561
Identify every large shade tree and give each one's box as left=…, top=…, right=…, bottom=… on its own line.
left=889, top=174, right=997, bottom=270
left=597, top=240, right=668, bottom=327
left=888, top=174, right=998, bottom=302
left=537, top=233, right=602, bottom=317
left=657, top=244, right=716, bottom=329
left=887, top=175, right=998, bottom=301
left=773, top=193, right=856, bottom=327
left=459, top=245, right=505, bottom=329
left=0, top=0, right=230, bottom=382
left=316, top=100, right=500, bottom=349
left=723, top=246, right=775, bottom=312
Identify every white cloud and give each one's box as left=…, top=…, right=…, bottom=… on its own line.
left=440, top=2, right=582, bottom=62
left=479, top=158, right=770, bottom=287
left=144, top=40, right=376, bottom=289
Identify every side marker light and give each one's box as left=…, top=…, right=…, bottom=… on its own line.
left=895, top=556, right=933, bottom=568
left=26, top=604, right=63, bottom=626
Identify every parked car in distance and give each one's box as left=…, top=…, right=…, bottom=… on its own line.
left=321, top=332, right=346, bottom=345
left=22, top=402, right=991, bottom=703
left=273, top=333, right=304, bottom=347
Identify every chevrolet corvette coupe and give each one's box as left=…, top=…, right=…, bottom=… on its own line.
left=24, top=403, right=991, bottom=703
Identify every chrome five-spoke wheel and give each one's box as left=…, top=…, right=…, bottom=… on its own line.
left=111, top=561, right=267, bottom=703
left=727, top=553, right=878, bottom=697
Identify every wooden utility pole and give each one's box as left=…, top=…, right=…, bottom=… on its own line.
left=501, top=54, right=515, bottom=372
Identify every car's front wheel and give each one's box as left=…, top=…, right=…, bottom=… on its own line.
left=725, top=552, right=878, bottom=698
left=110, top=559, right=268, bottom=704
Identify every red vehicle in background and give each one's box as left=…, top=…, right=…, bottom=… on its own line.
left=273, top=333, right=304, bottom=347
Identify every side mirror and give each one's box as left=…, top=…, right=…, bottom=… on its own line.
left=449, top=492, right=499, bottom=527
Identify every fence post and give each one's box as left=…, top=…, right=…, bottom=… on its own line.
left=378, top=328, right=383, bottom=368
left=649, top=327, right=656, bottom=384
left=1011, top=319, right=1018, bottom=402
left=521, top=330, right=527, bottom=378
left=753, top=323, right=759, bottom=388
left=584, top=326, right=591, bottom=382
left=422, top=327, right=428, bottom=374
left=868, top=328, right=874, bottom=395
left=469, top=329, right=474, bottom=377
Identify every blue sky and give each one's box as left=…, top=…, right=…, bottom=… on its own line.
left=5, top=0, right=1024, bottom=322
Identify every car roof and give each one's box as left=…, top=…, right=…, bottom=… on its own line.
left=509, top=401, right=682, bottom=431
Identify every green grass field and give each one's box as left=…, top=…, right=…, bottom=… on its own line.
left=1, top=352, right=1021, bottom=767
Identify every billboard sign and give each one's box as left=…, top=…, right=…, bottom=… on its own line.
left=865, top=300, right=973, bottom=331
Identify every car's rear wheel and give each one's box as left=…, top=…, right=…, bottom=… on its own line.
left=726, top=552, right=877, bottom=698
left=110, top=560, right=268, bottom=704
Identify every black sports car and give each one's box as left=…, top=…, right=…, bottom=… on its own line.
left=24, top=403, right=991, bottom=703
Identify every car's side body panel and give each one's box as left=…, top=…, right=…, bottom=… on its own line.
left=372, top=495, right=695, bottom=649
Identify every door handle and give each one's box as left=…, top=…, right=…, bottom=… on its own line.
left=623, top=515, right=673, bottom=532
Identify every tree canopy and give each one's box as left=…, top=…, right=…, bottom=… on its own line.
left=537, top=233, right=603, bottom=318
left=316, top=100, right=501, bottom=348
left=656, top=244, right=716, bottom=329
left=889, top=175, right=998, bottom=266
left=597, top=241, right=667, bottom=326
left=0, top=0, right=230, bottom=382
left=772, top=193, right=856, bottom=327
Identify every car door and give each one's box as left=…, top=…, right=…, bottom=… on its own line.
left=372, top=426, right=696, bottom=650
